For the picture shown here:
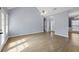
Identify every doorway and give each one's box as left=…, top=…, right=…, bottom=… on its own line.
left=45, top=16, right=55, bottom=32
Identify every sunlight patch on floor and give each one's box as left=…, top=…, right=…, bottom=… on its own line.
left=71, top=33, right=79, bottom=46
left=7, top=38, right=29, bottom=52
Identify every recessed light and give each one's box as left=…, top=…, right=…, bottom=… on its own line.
left=41, top=10, right=46, bottom=16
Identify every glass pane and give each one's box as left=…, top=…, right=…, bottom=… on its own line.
left=72, top=20, right=79, bottom=31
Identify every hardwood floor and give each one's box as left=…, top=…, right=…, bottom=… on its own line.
left=2, top=32, right=79, bottom=52
left=63, top=32, right=79, bottom=52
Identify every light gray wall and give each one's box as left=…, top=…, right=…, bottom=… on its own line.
left=54, top=12, right=69, bottom=37
left=8, top=7, right=43, bottom=37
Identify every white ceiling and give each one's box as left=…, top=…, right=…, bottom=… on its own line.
left=37, top=7, right=72, bottom=16
left=69, top=8, right=79, bottom=17
left=37, top=7, right=79, bottom=17
left=7, top=7, right=79, bottom=17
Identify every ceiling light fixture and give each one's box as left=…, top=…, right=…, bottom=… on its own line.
left=41, top=10, right=46, bottom=16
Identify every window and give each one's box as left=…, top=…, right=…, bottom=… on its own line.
left=72, top=20, right=79, bottom=31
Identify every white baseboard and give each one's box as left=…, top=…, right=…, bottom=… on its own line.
left=55, top=33, right=68, bottom=38
left=8, top=31, right=43, bottom=38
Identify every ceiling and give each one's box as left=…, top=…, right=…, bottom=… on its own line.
left=7, top=7, right=79, bottom=17
left=37, top=7, right=79, bottom=17
left=37, top=7, right=72, bottom=16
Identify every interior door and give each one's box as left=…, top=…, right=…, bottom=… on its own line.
left=0, top=8, right=8, bottom=51
left=0, top=10, right=1, bottom=45
left=0, top=9, right=4, bottom=48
